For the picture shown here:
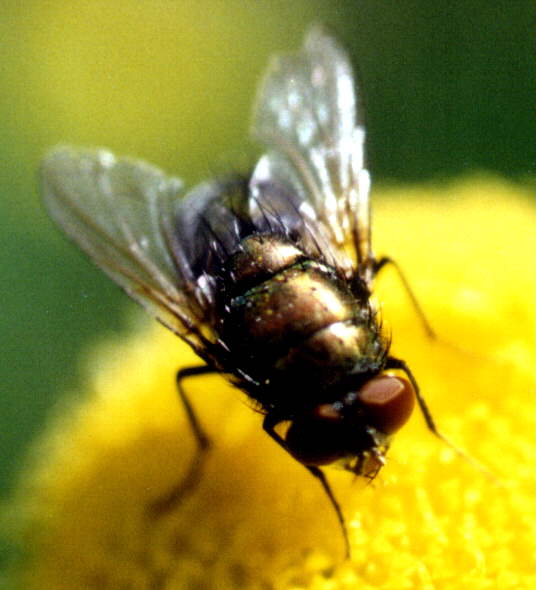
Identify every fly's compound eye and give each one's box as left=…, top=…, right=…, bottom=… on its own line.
left=284, top=377, right=414, bottom=467
left=356, top=375, right=415, bottom=435
left=285, top=403, right=347, bottom=466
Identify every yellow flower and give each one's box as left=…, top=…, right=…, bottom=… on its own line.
left=8, top=178, right=534, bottom=589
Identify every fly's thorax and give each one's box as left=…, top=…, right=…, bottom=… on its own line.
left=271, top=320, right=384, bottom=391
left=224, top=234, right=305, bottom=293
left=232, top=263, right=354, bottom=345
left=222, top=245, right=355, bottom=353
left=219, top=234, right=386, bottom=397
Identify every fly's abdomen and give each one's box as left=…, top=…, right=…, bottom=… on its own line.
left=220, top=235, right=377, bottom=397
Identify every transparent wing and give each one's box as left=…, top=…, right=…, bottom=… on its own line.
left=251, top=26, right=373, bottom=281
left=41, top=146, right=212, bottom=354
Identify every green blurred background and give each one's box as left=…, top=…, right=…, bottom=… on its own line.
left=0, top=0, right=532, bottom=570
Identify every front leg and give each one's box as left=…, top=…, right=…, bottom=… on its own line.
left=386, top=356, right=496, bottom=481
left=263, top=414, right=350, bottom=558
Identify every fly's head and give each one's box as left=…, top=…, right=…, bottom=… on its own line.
left=284, top=373, right=415, bottom=478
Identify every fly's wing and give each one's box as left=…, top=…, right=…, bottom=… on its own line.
left=41, top=146, right=214, bottom=357
left=251, top=26, right=373, bottom=282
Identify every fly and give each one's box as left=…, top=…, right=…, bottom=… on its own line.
left=41, top=27, right=476, bottom=556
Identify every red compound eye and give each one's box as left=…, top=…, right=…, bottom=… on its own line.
left=356, top=375, right=415, bottom=435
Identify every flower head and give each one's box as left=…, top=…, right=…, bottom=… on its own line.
left=8, top=178, right=534, bottom=589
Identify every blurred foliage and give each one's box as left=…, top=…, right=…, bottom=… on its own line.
left=0, top=0, right=533, bottom=571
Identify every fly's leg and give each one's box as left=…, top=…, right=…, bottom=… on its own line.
left=386, top=356, right=497, bottom=481
left=263, top=414, right=350, bottom=559
left=305, top=466, right=350, bottom=559
left=147, top=365, right=214, bottom=518
left=175, top=365, right=213, bottom=451
left=374, top=256, right=436, bottom=339
left=385, top=357, right=439, bottom=433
